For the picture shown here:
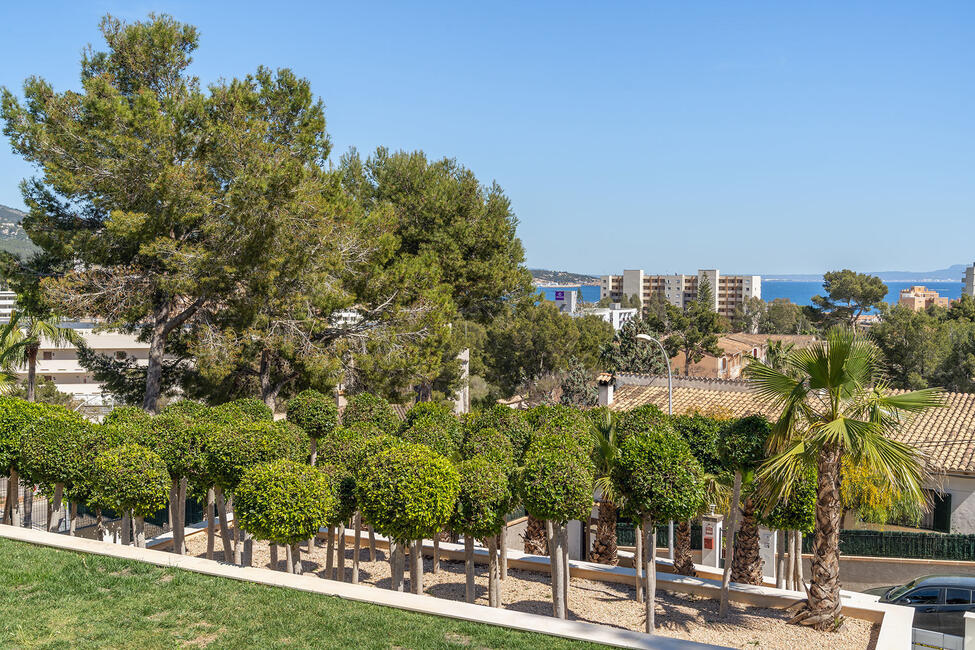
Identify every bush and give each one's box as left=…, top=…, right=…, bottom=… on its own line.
left=89, top=444, right=170, bottom=518
left=234, top=460, right=336, bottom=546
left=160, top=399, right=214, bottom=421
left=214, top=398, right=273, bottom=424
left=613, top=426, right=705, bottom=523
left=460, top=427, right=513, bottom=467
left=317, top=461, right=357, bottom=525
left=716, top=415, right=771, bottom=473
left=145, top=412, right=210, bottom=482
left=520, top=434, right=594, bottom=523
left=614, top=404, right=669, bottom=442
left=671, top=414, right=724, bottom=475
left=0, top=397, right=53, bottom=476
left=287, top=390, right=338, bottom=439
left=357, top=443, right=459, bottom=542
left=18, top=408, right=102, bottom=497
left=342, top=393, right=399, bottom=434
left=400, top=401, right=455, bottom=431
left=526, top=404, right=590, bottom=440
left=102, top=405, right=151, bottom=429
left=465, top=406, right=532, bottom=461
left=452, top=457, right=512, bottom=538
left=204, top=420, right=310, bottom=491
left=398, top=413, right=461, bottom=459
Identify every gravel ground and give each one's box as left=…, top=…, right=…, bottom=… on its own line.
left=185, top=529, right=878, bottom=649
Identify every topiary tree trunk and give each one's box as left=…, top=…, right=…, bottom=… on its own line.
left=368, top=524, right=376, bottom=561
left=23, top=484, right=33, bottom=528
left=545, top=520, right=566, bottom=619
left=69, top=501, right=78, bottom=536
left=731, top=495, right=763, bottom=585
left=337, top=521, right=346, bottom=582
left=206, top=488, right=215, bottom=560
left=642, top=516, right=657, bottom=633
left=487, top=535, right=501, bottom=607
left=673, top=519, right=696, bottom=576
left=432, top=535, right=440, bottom=574
left=214, top=487, right=234, bottom=559
left=48, top=483, right=64, bottom=532
left=719, top=470, right=742, bottom=617
left=390, top=540, right=405, bottom=591
left=121, top=511, right=131, bottom=545
left=634, top=522, right=644, bottom=604
left=499, top=526, right=508, bottom=579
left=134, top=515, right=146, bottom=548
left=410, top=539, right=423, bottom=594
left=288, top=543, right=303, bottom=574
left=325, top=526, right=335, bottom=578
left=464, top=534, right=475, bottom=603
left=352, top=512, right=362, bottom=584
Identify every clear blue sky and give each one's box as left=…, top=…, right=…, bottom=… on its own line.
left=1, top=2, right=972, bottom=275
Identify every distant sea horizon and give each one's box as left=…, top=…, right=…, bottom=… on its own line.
left=538, top=280, right=964, bottom=307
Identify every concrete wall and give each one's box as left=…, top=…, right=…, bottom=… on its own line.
left=943, top=474, right=975, bottom=534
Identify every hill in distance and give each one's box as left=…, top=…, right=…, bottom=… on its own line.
left=765, top=264, right=969, bottom=283
left=529, top=268, right=599, bottom=285
left=0, top=204, right=39, bottom=257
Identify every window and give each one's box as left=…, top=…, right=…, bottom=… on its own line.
left=114, top=351, right=127, bottom=361
left=42, top=351, right=54, bottom=360
left=946, top=589, right=971, bottom=605
left=901, top=588, right=940, bottom=605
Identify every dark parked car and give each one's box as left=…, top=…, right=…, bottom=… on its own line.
left=864, top=575, right=975, bottom=636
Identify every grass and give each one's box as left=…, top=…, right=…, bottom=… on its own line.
left=0, top=539, right=601, bottom=649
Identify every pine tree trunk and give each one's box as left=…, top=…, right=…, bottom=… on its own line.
left=206, top=487, right=215, bottom=560
left=634, top=522, right=644, bottom=604
left=643, top=516, right=657, bottom=633
left=143, top=312, right=168, bottom=413
left=720, top=470, right=742, bottom=618
left=215, top=487, right=234, bottom=559
left=590, top=499, right=618, bottom=565
left=488, top=535, right=500, bottom=607
left=337, top=521, right=346, bottom=582
left=325, top=526, right=335, bottom=578
left=732, top=495, right=764, bottom=585
left=352, top=512, right=362, bottom=584
left=134, top=516, right=146, bottom=548
left=524, top=514, right=548, bottom=555
left=464, top=535, right=475, bottom=603
left=674, top=519, right=696, bottom=576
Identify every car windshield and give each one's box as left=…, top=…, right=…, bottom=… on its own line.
left=887, top=579, right=923, bottom=601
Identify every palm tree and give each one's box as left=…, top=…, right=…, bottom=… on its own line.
left=589, top=410, right=620, bottom=565
left=0, top=310, right=82, bottom=401
left=746, top=327, right=941, bottom=631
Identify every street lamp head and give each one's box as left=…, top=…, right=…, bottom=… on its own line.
left=635, top=334, right=654, bottom=342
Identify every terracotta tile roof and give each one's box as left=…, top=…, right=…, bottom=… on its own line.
left=716, top=334, right=819, bottom=357
left=610, top=382, right=975, bottom=476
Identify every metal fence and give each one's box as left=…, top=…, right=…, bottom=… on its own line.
left=616, top=522, right=703, bottom=549
left=802, top=529, right=975, bottom=561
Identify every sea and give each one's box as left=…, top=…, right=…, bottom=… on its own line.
left=538, top=281, right=964, bottom=307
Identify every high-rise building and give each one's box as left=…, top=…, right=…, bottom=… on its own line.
left=599, top=269, right=761, bottom=318
left=965, top=263, right=975, bottom=298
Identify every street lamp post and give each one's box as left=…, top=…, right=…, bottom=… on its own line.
left=635, top=333, right=675, bottom=560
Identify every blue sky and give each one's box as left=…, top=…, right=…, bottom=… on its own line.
left=1, top=2, right=972, bottom=275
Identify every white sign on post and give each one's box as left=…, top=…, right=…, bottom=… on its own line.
left=758, top=527, right=777, bottom=580
left=700, top=514, right=723, bottom=568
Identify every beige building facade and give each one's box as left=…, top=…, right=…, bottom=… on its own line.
left=599, top=269, right=761, bottom=318
left=898, top=285, right=951, bottom=311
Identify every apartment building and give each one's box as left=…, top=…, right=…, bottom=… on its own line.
left=599, top=269, right=761, bottom=318
left=0, top=289, right=16, bottom=321
left=965, top=263, right=975, bottom=298
left=899, top=285, right=951, bottom=311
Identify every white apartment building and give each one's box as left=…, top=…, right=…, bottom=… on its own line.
left=0, top=289, right=16, bottom=321
left=16, top=323, right=150, bottom=407
left=576, top=306, right=637, bottom=331
left=965, top=263, right=975, bottom=298
left=599, top=269, right=761, bottom=318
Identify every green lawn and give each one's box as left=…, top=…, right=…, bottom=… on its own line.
left=0, top=539, right=599, bottom=649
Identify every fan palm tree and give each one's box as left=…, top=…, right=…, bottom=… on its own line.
left=746, top=327, right=941, bottom=631
left=0, top=310, right=82, bottom=401
left=589, top=410, right=621, bottom=565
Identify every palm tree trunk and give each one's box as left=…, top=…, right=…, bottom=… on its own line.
left=674, top=519, right=696, bottom=576
left=464, top=534, right=475, bottom=603
left=634, top=522, right=644, bottom=604
left=732, top=495, right=763, bottom=585
left=523, top=514, right=548, bottom=555
left=590, top=499, right=618, bottom=565
left=643, top=515, right=657, bottom=633
left=720, top=470, right=742, bottom=618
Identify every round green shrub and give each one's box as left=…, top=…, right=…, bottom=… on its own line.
left=346, top=421, right=384, bottom=438
left=234, top=460, right=336, bottom=545
left=0, top=397, right=54, bottom=475
left=400, top=401, right=455, bottom=431
left=398, top=413, right=461, bottom=459
left=356, top=443, right=459, bottom=542
left=317, top=461, right=357, bottom=525
left=451, top=457, right=512, bottom=539
left=89, top=443, right=170, bottom=518
left=671, top=414, right=724, bottom=476
left=204, top=420, right=310, bottom=491
left=460, top=426, right=514, bottom=467
left=614, top=404, right=669, bottom=442
left=287, top=389, right=338, bottom=439
left=519, top=434, right=594, bottom=523
left=145, top=412, right=209, bottom=481
left=19, top=408, right=102, bottom=496
left=214, top=398, right=274, bottom=424
left=526, top=404, right=590, bottom=439
left=716, top=415, right=771, bottom=473
left=342, top=393, right=399, bottom=434
left=160, top=399, right=215, bottom=421
left=613, top=425, right=706, bottom=524
left=465, top=405, right=532, bottom=461
left=102, top=405, right=151, bottom=429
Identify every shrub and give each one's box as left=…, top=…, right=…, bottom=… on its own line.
left=102, top=405, right=151, bottom=429
left=465, top=406, right=532, bottom=461
left=356, top=443, right=459, bottom=542
left=89, top=444, right=170, bottom=518
left=317, top=461, right=357, bottom=525
left=234, top=460, right=336, bottom=546
left=520, top=434, right=594, bottom=523
left=400, top=401, right=455, bottom=431
left=716, top=415, right=771, bottom=473
left=19, top=408, right=102, bottom=497
left=398, top=413, right=461, bottom=459
left=614, top=404, right=669, bottom=442
left=451, top=457, right=512, bottom=538
left=145, top=413, right=210, bottom=482
left=345, top=421, right=384, bottom=438
left=204, top=420, right=310, bottom=491
left=160, top=399, right=214, bottom=421
left=671, top=414, right=724, bottom=475
left=460, top=427, right=513, bottom=467
left=342, top=393, right=399, bottom=434
left=0, top=397, right=53, bottom=476
left=526, top=404, right=590, bottom=440
left=286, top=390, right=338, bottom=439
left=214, top=398, right=273, bottom=424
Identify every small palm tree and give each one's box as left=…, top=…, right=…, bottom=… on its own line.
left=0, top=310, right=82, bottom=401
left=589, top=410, right=621, bottom=565
left=746, top=327, right=941, bottom=631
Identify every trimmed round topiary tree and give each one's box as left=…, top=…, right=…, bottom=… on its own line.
left=287, top=389, right=339, bottom=464
left=398, top=413, right=461, bottom=460
left=234, top=459, right=337, bottom=574
left=614, top=404, right=669, bottom=443
left=102, top=405, right=152, bottom=429
left=356, top=442, right=459, bottom=594
left=465, top=405, right=533, bottom=462
left=759, top=465, right=816, bottom=591
left=342, top=393, right=399, bottom=435
left=0, top=397, right=53, bottom=527
left=612, top=425, right=705, bottom=633
left=452, top=457, right=512, bottom=607
left=213, top=398, right=274, bottom=424
left=460, top=427, right=514, bottom=467
left=716, top=414, right=772, bottom=610
left=89, top=443, right=170, bottom=547
left=519, top=433, right=594, bottom=619
left=400, top=401, right=455, bottom=432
